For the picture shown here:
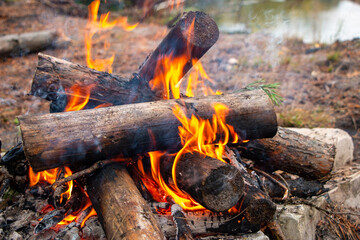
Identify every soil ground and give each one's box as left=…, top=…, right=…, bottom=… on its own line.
left=0, top=0, right=359, bottom=238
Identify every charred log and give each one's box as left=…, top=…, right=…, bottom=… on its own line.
left=171, top=204, right=194, bottom=240
left=86, top=163, right=164, bottom=240
left=260, top=175, right=328, bottom=199
left=225, top=148, right=276, bottom=226
left=30, top=53, right=154, bottom=113
left=153, top=204, right=266, bottom=237
left=1, top=142, right=27, bottom=176
left=138, top=11, right=219, bottom=97
left=30, top=11, right=219, bottom=112
left=236, top=127, right=335, bottom=180
left=20, top=90, right=277, bottom=172
left=159, top=152, right=244, bottom=212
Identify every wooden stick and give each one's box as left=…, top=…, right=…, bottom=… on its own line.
left=85, top=163, right=165, bottom=240
left=20, top=90, right=277, bottom=172
left=49, top=160, right=112, bottom=190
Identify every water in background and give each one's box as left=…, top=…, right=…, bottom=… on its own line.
left=185, top=0, right=360, bottom=43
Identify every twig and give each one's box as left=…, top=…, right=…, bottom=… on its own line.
left=251, top=167, right=289, bottom=200
left=273, top=172, right=290, bottom=200
left=48, top=160, right=113, bottom=190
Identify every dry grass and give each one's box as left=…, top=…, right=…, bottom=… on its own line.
left=277, top=107, right=335, bottom=128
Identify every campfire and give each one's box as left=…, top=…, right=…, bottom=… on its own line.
left=2, top=0, right=352, bottom=239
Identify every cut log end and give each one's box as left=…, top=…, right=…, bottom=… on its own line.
left=181, top=11, right=219, bottom=49
left=199, top=165, right=244, bottom=212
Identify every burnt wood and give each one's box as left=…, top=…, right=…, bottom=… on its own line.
left=34, top=185, right=86, bottom=233
left=160, top=152, right=244, bottom=212
left=171, top=204, right=194, bottom=240
left=30, top=11, right=219, bottom=112
left=152, top=202, right=266, bottom=237
left=236, top=127, right=335, bottom=180
left=260, top=175, right=327, bottom=199
left=30, top=53, right=155, bottom=113
left=226, top=148, right=276, bottom=226
left=138, top=11, right=219, bottom=98
left=20, top=90, right=277, bottom=172
left=86, top=163, right=165, bottom=240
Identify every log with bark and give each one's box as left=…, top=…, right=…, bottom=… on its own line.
left=30, top=11, right=219, bottom=112
left=236, top=127, right=335, bottom=180
left=19, top=90, right=277, bottom=172
left=147, top=152, right=245, bottom=212
left=86, top=163, right=165, bottom=240
left=0, top=30, right=66, bottom=58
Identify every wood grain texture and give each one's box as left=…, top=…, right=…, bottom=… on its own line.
left=20, top=90, right=277, bottom=172
left=237, top=127, right=335, bottom=179
left=0, top=30, right=59, bottom=57
left=30, top=53, right=156, bottom=112
left=86, top=163, right=165, bottom=240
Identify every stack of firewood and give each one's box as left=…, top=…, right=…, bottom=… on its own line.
left=1, top=11, right=335, bottom=239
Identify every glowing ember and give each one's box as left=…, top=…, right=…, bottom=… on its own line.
left=29, top=166, right=74, bottom=208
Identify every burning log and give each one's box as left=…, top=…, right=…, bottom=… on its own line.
left=30, top=53, right=153, bottom=113
left=159, top=152, right=244, bottom=212
left=30, top=11, right=219, bottom=112
left=19, top=90, right=277, bottom=172
left=0, top=30, right=63, bottom=58
left=236, top=127, right=335, bottom=180
left=86, top=163, right=165, bottom=240
left=138, top=11, right=219, bottom=90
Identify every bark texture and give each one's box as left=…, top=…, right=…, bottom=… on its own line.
left=236, top=127, right=335, bottom=179
left=20, top=90, right=277, bottom=172
left=86, top=163, right=165, bottom=240
left=0, top=30, right=61, bottom=57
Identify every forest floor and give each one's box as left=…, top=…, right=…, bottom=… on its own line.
left=0, top=0, right=359, bottom=238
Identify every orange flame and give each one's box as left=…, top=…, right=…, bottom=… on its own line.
left=139, top=103, right=239, bottom=211
left=149, top=18, right=219, bottom=99
left=29, top=166, right=74, bottom=205
left=170, top=0, right=183, bottom=10
left=64, top=84, right=95, bottom=112
left=86, top=0, right=138, bottom=73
